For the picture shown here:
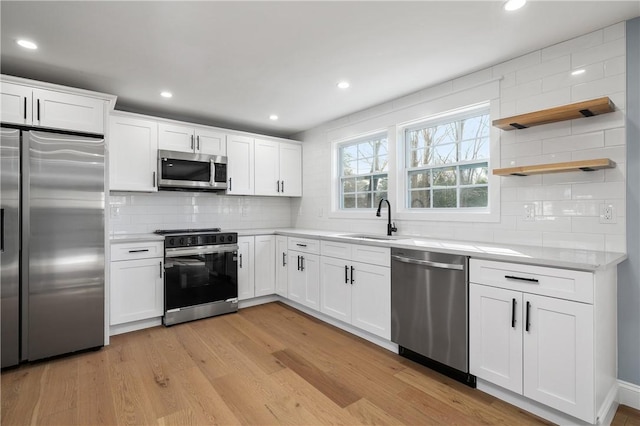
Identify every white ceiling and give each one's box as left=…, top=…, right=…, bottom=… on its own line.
left=1, top=1, right=639, bottom=138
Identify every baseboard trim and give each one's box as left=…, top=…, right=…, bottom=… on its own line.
left=618, top=380, right=640, bottom=411
left=109, top=317, right=162, bottom=336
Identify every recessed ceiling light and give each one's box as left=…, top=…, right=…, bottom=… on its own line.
left=504, top=0, right=526, bottom=11
left=17, top=39, right=38, bottom=50
left=337, top=81, right=350, bottom=89
left=571, top=69, right=586, bottom=76
left=269, top=114, right=279, bottom=121
left=160, top=91, right=173, bottom=98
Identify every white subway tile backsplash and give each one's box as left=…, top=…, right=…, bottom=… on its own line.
left=501, top=140, right=542, bottom=159
left=516, top=216, right=572, bottom=232
left=543, top=232, right=605, bottom=251
left=542, top=170, right=605, bottom=186
left=605, top=56, right=626, bottom=77
left=572, top=216, right=625, bottom=235
left=452, top=68, right=494, bottom=92
left=517, top=185, right=572, bottom=201
left=605, top=127, right=626, bottom=146
left=542, top=62, right=604, bottom=93
left=542, top=131, right=604, bottom=154
left=492, top=229, right=543, bottom=246
left=605, top=234, right=626, bottom=253
left=571, top=74, right=625, bottom=102
left=572, top=181, right=625, bottom=200
left=514, top=121, right=571, bottom=143
left=604, top=22, right=625, bottom=42
left=501, top=80, right=542, bottom=103
left=571, top=109, right=625, bottom=134
left=492, top=51, right=541, bottom=78
left=541, top=29, right=603, bottom=62
left=571, top=37, right=626, bottom=69
left=542, top=200, right=601, bottom=216
left=571, top=145, right=625, bottom=163
left=515, top=87, right=571, bottom=115
left=516, top=56, right=570, bottom=85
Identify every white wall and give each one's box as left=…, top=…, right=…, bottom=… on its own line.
left=292, top=22, right=627, bottom=253
left=109, top=192, right=292, bottom=234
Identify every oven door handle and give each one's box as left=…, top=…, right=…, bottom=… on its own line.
left=165, top=244, right=239, bottom=258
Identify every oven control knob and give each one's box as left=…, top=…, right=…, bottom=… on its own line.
left=227, top=235, right=233, bottom=242
left=168, top=238, right=174, bottom=246
left=179, top=237, right=185, bottom=246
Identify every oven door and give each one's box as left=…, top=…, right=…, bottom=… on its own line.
left=164, top=244, right=238, bottom=311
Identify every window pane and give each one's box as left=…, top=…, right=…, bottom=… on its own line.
left=433, top=188, right=457, bottom=208
left=410, top=190, right=430, bottom=208
left=343, top=194, right=356, bottom=209
left=341, top=145, right=357, bottom=175
left=460, top=187, right=488, bottom=207
left=356, top=177, right=371, bottom=192
left=460, top=138, right=489, bottom=161
left=409, top=148, right=430, bottom=168
left=374, top=192, right=387, bottom=206
left=409, top=170, right=430, bottom=189
left=432, top=143, right=457, bottom=165
left=373, top=175, right=388, bottom=191
left=374, top=154, right=388, bottom=172
left=432, top=123, right=458, bottom=145
left=461, top=115, right=490, bottom=140
left=432, top=167, right=456, bottom=186
left=358, top=143, right=373, bottom=159
left=342, top=177, right=356, bottom=194
left=356, top=194, right=372, bottom=209
left=460, top=163, right=489, bottom=185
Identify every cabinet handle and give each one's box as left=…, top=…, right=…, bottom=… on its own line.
left=505, top=275, right=539, bottom=283
left=282, top=252, right=286, bottom=267
left=1, top=209, right=4, bottom=252
left=159, top=261, right=163, bottom=278
left=23, top=97, right=27, bottom=119
left=525, top=301, right=531, bottom=332
left=296, top=243, right=307, bottom=247
left=153, top=171, right=156, bottom=188
left=511, top=298, right=516, bottom=328
left=191, top=135, right=194, bottom=150
left=297, top=255, right=301, bottom=271
left=277, top=180, right=280, bottom=193
left=282, top=180, right=285, bottom=193
left=239, top=254, right=243, bottom=268
left=128, top=249, right=149, bottom=253
left=37, top=99, right=40, bottom=121
left=196, top=135, right=200, bottom=151
left=350, top=266, right=355, bottom=284
left=345, top=265, right=348, bottom=283
left=301, top=256, right=305, bottom=272
left=229, top=177, right=232, bottom=191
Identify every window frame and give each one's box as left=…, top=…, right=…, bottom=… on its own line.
left=395, top=102, right=501, bottom=223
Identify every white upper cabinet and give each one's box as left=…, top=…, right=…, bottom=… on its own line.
left=254, top=139, right=302, bottom=197
left=1, top=81, right=106, bottom=134
left=109, top=114, right=158, bottom=192
left=226, top=134, right=254, bottom=195
left=158, top=123, right=226, bottom=156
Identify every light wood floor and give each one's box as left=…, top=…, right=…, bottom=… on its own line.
left=2, top=302, right=639, bottom=425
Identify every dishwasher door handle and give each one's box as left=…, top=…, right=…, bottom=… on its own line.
left=391, top=254, right=464, bottom=271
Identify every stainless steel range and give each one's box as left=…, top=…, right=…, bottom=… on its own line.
left=155, top=228, right=238, bottom=326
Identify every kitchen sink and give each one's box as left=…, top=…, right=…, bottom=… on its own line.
left=337, top=233, right=405, bottom=241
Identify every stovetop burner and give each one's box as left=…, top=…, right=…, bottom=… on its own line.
left=154, top=228, right=221, bottom=235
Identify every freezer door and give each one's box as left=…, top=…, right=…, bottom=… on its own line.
left=1, top=128, right=21, bottom=368
left=23, top=130, right=105, bottom=361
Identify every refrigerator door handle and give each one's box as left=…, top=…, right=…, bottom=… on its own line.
left=0, top=208, right=4, bottom=252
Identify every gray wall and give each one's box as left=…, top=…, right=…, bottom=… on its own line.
left=618, top=17, right=640, bottom=386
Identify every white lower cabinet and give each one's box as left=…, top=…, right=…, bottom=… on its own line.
left=237, top=236, right=255, bottom=300
left=275, top=236, right=288, bottom=297
left=255, top=235, right=276, bottom=297
left=110, top=241, right=164, bottom=325
left=320, top=240, right=390, bottom=339
left=287, top=237, right=320, bottom=310
left=469, top=259, right=614, bottom=424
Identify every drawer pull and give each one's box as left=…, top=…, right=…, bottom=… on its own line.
left=282, top=252, right=287, bottom=267
left=525, top=301, right=531, bottom=332
left=128, top=249, right=150, bottom=253
left=505, top=275, right=539, bottom=283
left=345, top=265, right=348, bottom=283
left=511, top=298, right=516, bottom=328
left=350, top=266, right=354, bottom=284
left=296, top=243, right=307, bottom=247
left=159, top=261, right=163, bottom=278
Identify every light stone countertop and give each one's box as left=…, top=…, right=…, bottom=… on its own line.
left=110, top=228, right=627, bottom=271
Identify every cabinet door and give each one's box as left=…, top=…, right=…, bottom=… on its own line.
left=523, top=294, right=594, bottom=423
left=275, top=236, right=288, bottom=297
left=301, top=254, right=320, bottom=310
left=279, top=142, right=302, bottom=197
left=226, top=135, right=254, bottom=195
left=469, top=284, right=523, bottom=394
left=254, top=139, right=279, bottom=196
left=351, top=262, right=391, bottom=339
left=195, top=128, right=226, bottom=156
left=110, top=258, right=164, bottom=325
left=158, top=123, right=195, bottom=152
left=109, top=115, right=158, bottom=192
left=237, top=236, right=255, bottom=300
left=320, top=256, right=351, bottom=323
left=33, top=89, right=105, bottom=134
left=287, top=251, right=305, bottom=305
left=254, top=235, right=275, bottom=297
left=0, top=82, right=31, bottom=125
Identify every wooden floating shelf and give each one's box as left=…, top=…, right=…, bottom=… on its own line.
left=492, top=97, right=615, bottom=131
left=493, top=158, right=616, bottom=176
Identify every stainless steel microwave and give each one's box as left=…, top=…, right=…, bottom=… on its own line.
left=157, top=150, right=228, bottom=191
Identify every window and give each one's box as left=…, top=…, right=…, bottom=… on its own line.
left=405, top=108, right=490, bottom=210
left=339, top=133, right=388, bottom=209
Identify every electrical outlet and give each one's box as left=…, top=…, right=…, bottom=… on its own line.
left=523, top=204, right=536, bottom=221
left=599, top=204, right=617, bottom=223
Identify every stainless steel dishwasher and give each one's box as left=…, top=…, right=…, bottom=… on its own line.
left=391, top=247, right=475, bottom=387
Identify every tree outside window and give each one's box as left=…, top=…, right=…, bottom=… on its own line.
left=340, top=134, right=388, bottom=209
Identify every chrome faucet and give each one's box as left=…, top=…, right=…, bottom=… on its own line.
left=376, top=198, right=397, bottom=236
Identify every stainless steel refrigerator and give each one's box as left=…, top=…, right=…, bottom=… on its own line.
left=1, top=126, right=105, bottom=368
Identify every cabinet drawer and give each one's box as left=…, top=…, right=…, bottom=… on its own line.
left=352, top=245, right=390, bottom=267
left=111, top=241, right=164, bottom=261
left=470, top=259, right=593, bottom=304
left=321, top=240, right=352, bottom=259
left=288, top=237, right=320, bottom=254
